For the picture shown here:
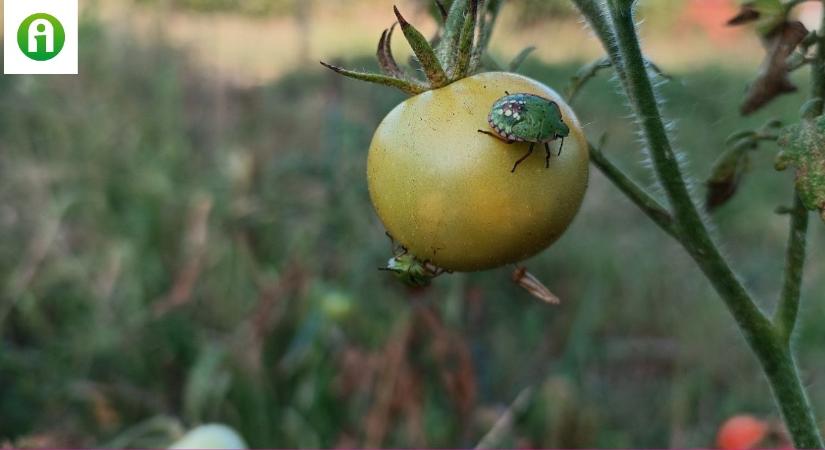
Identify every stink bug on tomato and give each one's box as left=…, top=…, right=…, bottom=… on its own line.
left=477, top=92, right=570, bottom=172
left=380, top=253, right=448, bottom=287
left=379, top=232, right=448, bottom=287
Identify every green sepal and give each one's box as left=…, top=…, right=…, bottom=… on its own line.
left=453, top=0, right=478, bottom=79
left=319, top=61, right=426, bottom=95
left=436, top=0, right=467, bottom=68
left=508, top=46, right=535, bottom=72
left=377, top=24, right=406, bottom=80
left=775, top=115, right=825, bottom=223
left=470, top=0, right=503, bottom=72
left=393, top=6, right=449, bottom=87
left=434, top=0, right=449, bottom=23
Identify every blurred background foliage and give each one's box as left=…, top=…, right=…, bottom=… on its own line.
left=1, top=0, right=825, bottom=447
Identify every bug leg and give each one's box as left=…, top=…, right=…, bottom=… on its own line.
left=558, top=137, right=564, bottom=156
left=505, top=90, right=510, bottom=95
left=544, top=142, right=551, bottom=168
left=512, top=143, right=535, bottom=173
left=478, top=129, right=514, bottom=144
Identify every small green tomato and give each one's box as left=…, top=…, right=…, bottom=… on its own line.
left=478, top=92, right=571, bottom=172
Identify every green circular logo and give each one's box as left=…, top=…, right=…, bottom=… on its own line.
left=17, top=13, right=66, bottom=61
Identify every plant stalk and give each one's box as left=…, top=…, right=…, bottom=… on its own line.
left=588, top=143, right=678, bottom=239
left=774, top=195, right=808, bottom=344
left=576, top=1, right=825, bottom=446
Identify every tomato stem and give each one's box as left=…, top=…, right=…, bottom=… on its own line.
left=587, top=143, right=677, bottom=238
left=573, top=0, right=825, bottom=447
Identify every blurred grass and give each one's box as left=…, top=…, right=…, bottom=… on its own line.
left=2, top=7, right=825, bottom=449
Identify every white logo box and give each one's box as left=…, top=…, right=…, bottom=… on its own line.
left=4, top=0, right=79, bottom=74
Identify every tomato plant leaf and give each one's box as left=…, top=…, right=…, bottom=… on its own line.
left=775, top=115, right=825, bottom=223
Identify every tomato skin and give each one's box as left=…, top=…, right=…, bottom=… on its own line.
left=716, top=415, right=769, bottom=450
left=367, top=72, right=589, bottom=272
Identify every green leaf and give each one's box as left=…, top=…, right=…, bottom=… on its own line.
left=775, top=115, right=825, bottom=223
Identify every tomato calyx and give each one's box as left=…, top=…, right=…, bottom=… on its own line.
left=320, top=0, right=512, bottom=95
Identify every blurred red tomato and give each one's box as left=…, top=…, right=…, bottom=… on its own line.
left=716, top=415, right=769, bottom=450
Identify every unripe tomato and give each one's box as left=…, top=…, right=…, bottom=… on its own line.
left=716, top=415, right=769, bottom=450
left=367, top=72, right=589, bottom=271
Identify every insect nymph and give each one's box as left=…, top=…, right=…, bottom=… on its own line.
left=379, top=233, right=448, bottom=287
left=477, top=92, right=570, bottom=172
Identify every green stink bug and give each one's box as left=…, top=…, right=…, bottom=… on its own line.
left=380, top=253, right=447, bottom=287
left=477, top=92, right=570, bottom=172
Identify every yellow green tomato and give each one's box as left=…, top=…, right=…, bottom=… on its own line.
left=367, top=72, right=589, bottom=272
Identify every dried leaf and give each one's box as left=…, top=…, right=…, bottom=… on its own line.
left=775, top=116, right=825, bottom=223
left=706, top=137, right=755, bottom=212
left=512, top=266, right=560, bottom=305
left=740, top=21, right=807, bottom=115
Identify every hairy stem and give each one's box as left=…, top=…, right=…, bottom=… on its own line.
left=570, top=0, right=825, bottom=446
left=774, top=195, right=808, bottom=344
left=775, top=0, right=825, bottom=387
left=813, top=4, right=825, bottom=114
left=588, top=143, right=678, bottom=239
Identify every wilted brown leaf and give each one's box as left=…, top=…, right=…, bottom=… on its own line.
left=705, top=141, right=754, bottom=212
left=512, top=266, right=561, bottom=305
left=740, top=21, right=808, bottom=115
